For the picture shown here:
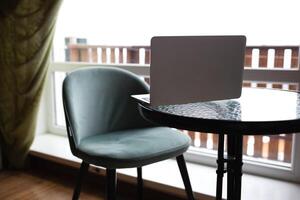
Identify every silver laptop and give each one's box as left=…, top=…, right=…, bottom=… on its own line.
left=133, top=35, right=246, bottom=106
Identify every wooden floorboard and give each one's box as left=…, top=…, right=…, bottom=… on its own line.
left=0, top=156, right=188, bottom=200
left=0, top=169, right=103, bottom=200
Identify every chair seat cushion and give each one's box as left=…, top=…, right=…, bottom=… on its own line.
left=76, top=127, right=190, bottom=168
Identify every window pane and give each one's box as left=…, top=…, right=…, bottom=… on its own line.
left=185, top=131, right=293, bottom=166
left=52, top=0, right=300, bottom=169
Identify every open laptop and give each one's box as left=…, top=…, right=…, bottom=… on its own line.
left=133, top=35, right=246, bottom=106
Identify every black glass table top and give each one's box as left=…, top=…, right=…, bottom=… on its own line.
left=153, top=88, right=300, bottom=122
left=138, top=88, right=300, bottom=134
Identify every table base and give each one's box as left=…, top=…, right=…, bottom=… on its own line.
left=216, top=134, right=243, bottom=200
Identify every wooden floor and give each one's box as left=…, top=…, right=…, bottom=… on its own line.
left=0, top=157, right=186, bottom=200
left=0, top=169, right=104, bottom=200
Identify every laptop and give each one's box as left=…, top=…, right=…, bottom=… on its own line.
left=133, top=35, right=246, bottom=106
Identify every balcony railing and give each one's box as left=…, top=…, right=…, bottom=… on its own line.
left=62, top=39, right=300, bottom=165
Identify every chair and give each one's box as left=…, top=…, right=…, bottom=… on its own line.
left=62, top=67, right=195, bottom=200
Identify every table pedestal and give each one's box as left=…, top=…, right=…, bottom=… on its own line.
left=216, top=134, right=243, bottom=200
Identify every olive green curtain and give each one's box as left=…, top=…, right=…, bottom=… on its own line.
left=0, top=0, right=62, bottom=168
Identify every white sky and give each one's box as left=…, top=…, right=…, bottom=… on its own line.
left=53, top=0, right=300, bottom=61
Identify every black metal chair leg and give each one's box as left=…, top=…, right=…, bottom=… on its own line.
left=137, top=167, right=143, bottom=200
left=106, top=168, right=117, bottom=200
left=176, top=155, right=195, bottom=200
left=73, top=161, right=89, bottom=200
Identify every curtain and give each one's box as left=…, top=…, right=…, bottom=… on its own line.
left=0, top=0, right=62, bottom=168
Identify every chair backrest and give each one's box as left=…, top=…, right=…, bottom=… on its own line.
left=63, top=67, right=152, bottom=153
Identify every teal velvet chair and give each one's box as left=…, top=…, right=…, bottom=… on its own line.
left=62, top=67, right=195, bottom=200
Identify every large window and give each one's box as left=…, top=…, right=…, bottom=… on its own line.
left=48, top=0, right=300, bottom=181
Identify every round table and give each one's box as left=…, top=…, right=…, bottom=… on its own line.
left=137, top=88, right=300, bottom=200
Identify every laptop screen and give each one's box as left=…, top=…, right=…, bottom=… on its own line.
left=150, top=35, right=246, bottom=106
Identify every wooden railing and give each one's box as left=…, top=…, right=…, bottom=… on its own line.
left=65, top=41, right=300, bottom=164
left=244, top=46, right=299, bottom=69
left=65, top=44, right=150, bottom=64
left=65, top=43, right=299, bottom=69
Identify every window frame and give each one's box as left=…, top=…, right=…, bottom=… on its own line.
left=42, top=61, right=300, bottom=182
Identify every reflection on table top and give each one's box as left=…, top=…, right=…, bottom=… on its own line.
left=138, top=88, right=300, bottom=134
left=152, top=88, right=300, bottom=122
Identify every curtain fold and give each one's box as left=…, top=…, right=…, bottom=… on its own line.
left=0, top=0, right=62, bottom=168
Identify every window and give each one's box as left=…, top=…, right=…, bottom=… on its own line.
left=47, top=0, right=300, bottom=181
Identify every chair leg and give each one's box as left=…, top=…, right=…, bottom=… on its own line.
left=106, top=168, right=117, bottom=200
left=72, top=161, right=89, bottom=200
left=176, top=155, right=195, bottom=200
left=137, top=167, right=143, bottom=200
